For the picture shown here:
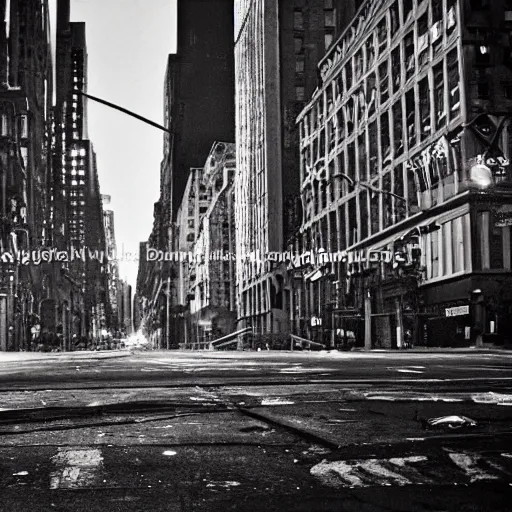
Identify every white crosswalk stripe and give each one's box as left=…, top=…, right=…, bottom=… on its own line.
left=49, top=448, right=104, bottom=489
left=311, top=452, right=512, bottom=489
left=446, top=450, right=512, bottom=483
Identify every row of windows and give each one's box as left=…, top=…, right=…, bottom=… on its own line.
left=0, top=114, right=29, bottom=138
left=426, top=214, right=469, bottom=280
left=301, top=45, right=460, bottom=171
left=475, top=211, right=512, bottom=271
left=301, top=0, right=459, bottom=139
left=69, top=148, right=87, bottom=158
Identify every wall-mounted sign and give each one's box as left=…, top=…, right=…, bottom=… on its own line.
left=445, top=305, right=469, bottom=317
left=311, top=316, right=322, bottom=327
left=477, top=155, right=509, bottom=168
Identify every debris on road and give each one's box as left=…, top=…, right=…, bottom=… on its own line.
left=261, top=398, right=295, bottom=406
left=414, top=411, right=478, bottom=430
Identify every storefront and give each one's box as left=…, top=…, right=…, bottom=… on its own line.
left=421, top=276, right=512, bottom=347
left=418, top=302, right=471, bottom=348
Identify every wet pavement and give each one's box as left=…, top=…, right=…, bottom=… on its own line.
left=0, top=350, right=511, bottom=510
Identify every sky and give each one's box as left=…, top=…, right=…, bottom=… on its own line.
left=70, top=0, right=177, bottom=288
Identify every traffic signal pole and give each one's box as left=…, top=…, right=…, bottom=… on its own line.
left=77, top=91, right=171, bottom=134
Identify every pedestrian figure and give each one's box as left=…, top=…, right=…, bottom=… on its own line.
left=404, top=329, right=412, bottom=349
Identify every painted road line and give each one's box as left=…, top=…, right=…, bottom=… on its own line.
left=49, top=447, right=104, bottom=489
left=387, top=366, right=425, bottom=374
left=310, top=456, right=429, bottom=488
left=472, top=392, right=512, bottom=406
left=261, top=398, right=295, bottom=406
left=446, top=451, right=511, bottom=483
left=311, top=452, right=512, bottom=489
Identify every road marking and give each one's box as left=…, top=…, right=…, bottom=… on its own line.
left=49, top=448, right=104, bottom=489
left=261, top=398, right=295, bottom=406
left=205, top=480, right=241, bottom=489
left=311, top=452, right=512, bottom=489
left=363, top=392, right=464, bottom=402
left=446, top=451, right=511, bottom=482
left=472, top=392, right=512, bottom=406
left=388, top=366, right=425, bottom=374
left=311, top=456, right=428, bottom=488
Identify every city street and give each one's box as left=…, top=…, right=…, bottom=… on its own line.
left=0, top=349, right=511, bottom=510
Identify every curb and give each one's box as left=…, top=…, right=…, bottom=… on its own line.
left=0, top=351, right=131, bottom=363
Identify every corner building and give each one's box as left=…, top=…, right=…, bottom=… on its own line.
left=296, top=0, right=512, bottom=348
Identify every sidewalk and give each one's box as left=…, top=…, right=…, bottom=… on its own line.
left=344, top=345, right=512, bottom=355
left=0, top=350, right=131, bottom=363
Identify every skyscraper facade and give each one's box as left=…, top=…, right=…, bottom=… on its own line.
left=0, top=0, right=54, bottom=350
left=137, top=0, right=236, bottom=347
left=296, top=0, right=512, bottom=348
left=169, top=0, right=236, bottom=222
left=234, top=0, right=359, bottom=336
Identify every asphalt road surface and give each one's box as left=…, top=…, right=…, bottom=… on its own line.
left=0, top=349, right=511, bottom=511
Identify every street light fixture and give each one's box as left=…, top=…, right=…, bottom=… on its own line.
left=469, top=163, right=493, bottom=189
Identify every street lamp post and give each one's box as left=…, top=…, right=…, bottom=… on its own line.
left=164, top=276, right=171, bottom=350
left=326, top=173, right=409, bottom=350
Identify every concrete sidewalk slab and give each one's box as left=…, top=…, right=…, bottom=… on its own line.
left=0, top=351, right=131, bottom=364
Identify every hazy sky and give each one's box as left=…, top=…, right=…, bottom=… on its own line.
left=71, top=0, right=177, bottom=288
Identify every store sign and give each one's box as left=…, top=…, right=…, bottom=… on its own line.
left=311, top=316, right=322, bottom=327
left=445, top=305, right=469, bottom=317
left=477, top=155, right=509, bottom=168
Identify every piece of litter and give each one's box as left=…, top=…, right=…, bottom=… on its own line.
left=426, top=415, right=477, bottom=429
left=13, top=471, right=28, bottom=476
left=163, top=450, right=177, bottom=456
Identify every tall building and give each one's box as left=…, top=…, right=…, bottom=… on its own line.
left=51, top=6, right=110, bottom=344
left=169, top=0, right=235, bottom=221
left=176, top=167, right=210, bottom=310
left=234, top=0, right=358, bottom=336
left=296, top=0, right=512, bottom=348
left=133, top=292, right=141, bottom=332
left=123, top=281, right=133, bottom=336
left=116, top=279, right=132, bottom=335
left=187, top=142, right=237, bottom=345
left=0, top=0, right=54, bottom=350
left=137, top=0, right=236, bottom=349
left=102, top=194, right=120, bottom=332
